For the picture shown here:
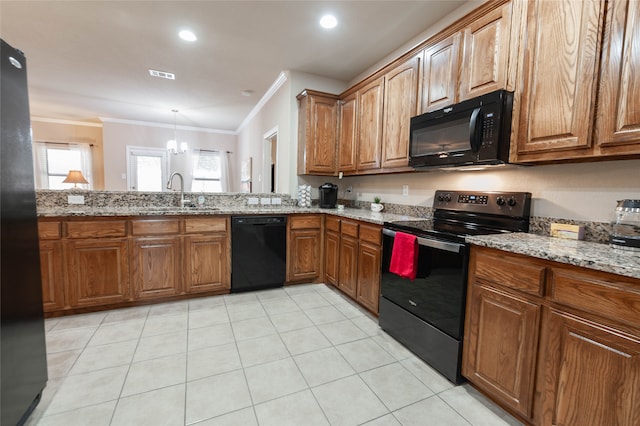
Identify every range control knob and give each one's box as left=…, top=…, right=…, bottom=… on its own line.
left=496, top=196, right=506, bottom=206
left=507, top=197, right=517, bottom=207
left=444, top=194, right=452, bottom=202
left=437, top=194, right=445, bottom=202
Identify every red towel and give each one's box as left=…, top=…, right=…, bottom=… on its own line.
left=389, top=232, right=418, bottom=280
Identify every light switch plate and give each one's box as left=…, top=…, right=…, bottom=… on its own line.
left=68, top=195, right=85, bottom=205
left=247, top=197, right=259, bottom=205
left=402, top=184, right=409, bottom=196
left=260, top=197, right=271, bottom=205
left=271, top=197, right=282, bottom=205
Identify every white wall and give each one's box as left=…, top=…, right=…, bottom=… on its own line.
left=236, top=71, right=348, bottom=196
left=102, top=121, right=237, bottom=191
left=300, top=159, right=640, bottom=223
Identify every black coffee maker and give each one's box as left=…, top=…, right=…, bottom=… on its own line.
left=319, top=183, right=338, bottom=208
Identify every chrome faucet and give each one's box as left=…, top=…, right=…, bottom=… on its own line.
left=166, top=172, right=190, bottom=208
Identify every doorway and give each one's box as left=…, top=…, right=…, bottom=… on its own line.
left=263, top=127, right=278, bottom=193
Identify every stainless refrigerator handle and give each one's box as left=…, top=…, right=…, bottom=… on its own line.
left=383, top=228, right=464, bottom=253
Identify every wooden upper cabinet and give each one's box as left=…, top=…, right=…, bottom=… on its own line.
left=515, top=0, right=605, bottom=160
left=459, top=2, right=513, bottom=101
left=356, top=77, right=385, bottom=171
left=595, top=0, right=640, bottom=156
left=421, top=33, right=461, bottom=113
left=338, top=92, right=357, bottom=173
left=297, top=90, right=338, bottom=175
left=381, top=54, right=420, bottom=169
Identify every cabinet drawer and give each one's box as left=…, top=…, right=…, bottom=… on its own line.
left=290, top=215, right=321, bottom=230
left=359, top=224, right=381, bottom=245
left=185, top=217, right=227, bottom=233
left=326, top=216, right=341, bottom=233
left=474, top=248, right=546, bottom=296
left=341, top=220, right=359, bottom=238
left=550, top=267, right=640, bottom=328
left=66, top=220, right=127, bottom=238
left=131, top=219, right=180, bottom=235
left=38, top=221, right=61, bottom=239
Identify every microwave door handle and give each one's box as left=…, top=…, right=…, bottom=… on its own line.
left=469, top=107, right=483, bottom=153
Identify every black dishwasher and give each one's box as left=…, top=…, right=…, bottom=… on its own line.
left=231, top=216, right=287, bottom=292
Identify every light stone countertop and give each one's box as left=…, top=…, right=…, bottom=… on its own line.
left=36, top=206, right=422, bottom=226
left=466, top=233, right=640, bottom=280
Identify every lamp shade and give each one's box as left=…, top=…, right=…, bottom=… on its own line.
left=62, top=170, right=88, bottom=185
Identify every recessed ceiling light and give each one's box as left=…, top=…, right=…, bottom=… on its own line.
left=241, top=90, right=254, bottom=97
left=178, top=29, right=197, bottom=42
left=319, top=14, right=337, bottom=29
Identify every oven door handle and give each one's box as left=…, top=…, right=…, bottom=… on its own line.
left=383, top=228, right=464, bottom=253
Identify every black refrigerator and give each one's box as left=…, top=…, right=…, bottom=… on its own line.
left=1, top=38, right=48, bottom=426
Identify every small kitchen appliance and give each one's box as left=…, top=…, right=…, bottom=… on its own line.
left=319, top=183, right=338, bottom=208
left=610, top=199, right=640, bottom=252
left=380, top=190, right=531, bottom=384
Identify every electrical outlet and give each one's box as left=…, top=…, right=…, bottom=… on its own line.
left=346, top=185, right=353, bottom=193
left=402, top=184, right=409, bottom=196
left=260, top=197, right=271, bottom=205
left=68, top=195, right=85, bottom=205
left=248, top=197, right=259, bottom=205
left=271, top=197, right=282, bottom=205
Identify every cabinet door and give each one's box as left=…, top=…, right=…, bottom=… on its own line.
left=539, top=309, right=640, bottom=426
left=338, top=234, right=358, bottom=298
left=595, top=0, right=640, bottom=155
left=356, top=77, right=384, bottom=171
left=459, top=2, right=512, bottom=100
left=309, top=95, right=338, bottom=174
left=287, top=229, right=322, bottom=282
left=66, top=238, right=130, bottom=308
left=131, top=237, right=181, bottom=299
left=421, top=33, right=461, bottom=113
left=515, top=0, right=604, bottom=160
left=39, top=240, right=65, bottom=312
left=356, top=240, right=381, bottom=314
left=324, top=230, right=340, bottom=287
left=338, top=93, right=358, bottom=173
left=184, top=234, right=229, bottom=293
left=463, top=285, right=540, bottom=419
left=382, top=54, right=420, bottom=169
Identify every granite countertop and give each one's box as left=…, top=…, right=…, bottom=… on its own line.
left=36, top=206, right=421, bottom=226
left=467, top=233, right=640, bottom=280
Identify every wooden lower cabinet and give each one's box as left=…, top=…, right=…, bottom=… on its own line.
left=463, top=285, right=540, bottom=419
left=538, top=308, right=640, bottom=426
left=287, top=215, right=322, bottom=283
left=324, top=217, right=340, bottom=286
left=131, top=237, right=182, bottom=299
left=355, top=224, right=382, bottom=313
left=464, top=245, right=640, bottom=425
left=338, top=232, right=358, bottom=298
left=184, top=234, right=229, bottom=293
left=39, top=240, right=65, bottom=312
left=65, top=238, right=130, bottom=308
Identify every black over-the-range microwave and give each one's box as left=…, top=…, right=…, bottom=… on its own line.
left=409, top=90, right=514, bottom=169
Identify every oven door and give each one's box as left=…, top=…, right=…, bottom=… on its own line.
left=380, top=228, right=468, bottom=340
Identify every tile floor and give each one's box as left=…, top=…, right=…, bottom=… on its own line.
left=28, top=284, right=522, bottom=426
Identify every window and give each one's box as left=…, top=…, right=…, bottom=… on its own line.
left=191, top=150, right=228, bottom=192
left=33, top=142, right=93, bottom=189
left=126, top=146, right=168, bottom=192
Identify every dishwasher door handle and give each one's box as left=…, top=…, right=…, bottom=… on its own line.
left=383, top=228, right=464, bottom=253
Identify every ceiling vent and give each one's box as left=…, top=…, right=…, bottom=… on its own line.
left=149, top=69, right=175, bottom=80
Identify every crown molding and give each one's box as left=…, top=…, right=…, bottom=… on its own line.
left=236, top=71, right=288, bottom=133
left=31, top=117, right=103, bottom=127
left=98, top=117, right=236, bottom=135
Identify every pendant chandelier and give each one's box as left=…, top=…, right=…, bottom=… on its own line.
left=167, top=109, right=187, bottom=155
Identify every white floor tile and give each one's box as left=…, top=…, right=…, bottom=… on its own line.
left=336, top=338, right=396, bottom=373
left=269, top=311, right=314, bottom=333
left=399, top=357, right=455, bottom=394
left=393, top=396, right=469, bottom=426
left=237, top=334, right=290, bottom=367
left=48, top=312, right=105, bottom=332
left=304, top=305, right=347, bottom=325
left=188, top=323, right=235, bottom=351
left=45, top=365, right=128, bottom=414
left=188, top=306, right=229, bottom=329
left=87, top=319, right=145, bottom=347
left=101, top=305, right=149, bottom=324
left=284, top=284, right=319, bottom=295
left=193, top=407, right=257, bottom=426
left=372, top=334, right=415, bottom=361
left=121, top=353, right=186, bottom=397
left=134, top=330, right=188, bottom=362
left=231, top=317, right=277, bottom=341
left=111, top=384, right=186, bottom=426
left=291, top=293, right=331, bottom=310
left=224, top=292, right=259, bottom=305
left=244, top=358, right=308, bottom=404
left=68, top=339, right=137, bottom=375
left=186, top=370, right=252, bottom=425
left=46, top=349, right=81, bottom=379
left=36, top=400, right=116, bottom=426
left=254, top=389, right=329, bottom=426
left=361, top=413, right=402, bottom=426
left=261, top=297, right=300, bottom=316
left=45, top=328, right=95, bottom=353
left=148, top=300, right=189, bottom=318
left=141, top=312, right=188, bottom=337
left=227, top=301, right=267, bottom=322
left=312, top=375, right=388, bottom=425
left=280, top=326, right=332, bottom=355
left=439, top=384, right=524, bottom=426
left=317, top=319, right=368, bottom=345
left=189, top=296, right=226, bottom=311
left=359, top=363, right=434, bottom=411
left=187, top=342, right=242, bottom=382
left=351, top=315, right=384, bottom=337
left=294, top=347, right=356, bottom=387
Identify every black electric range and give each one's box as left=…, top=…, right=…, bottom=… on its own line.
left=379, top=190, right=532, bottom=384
